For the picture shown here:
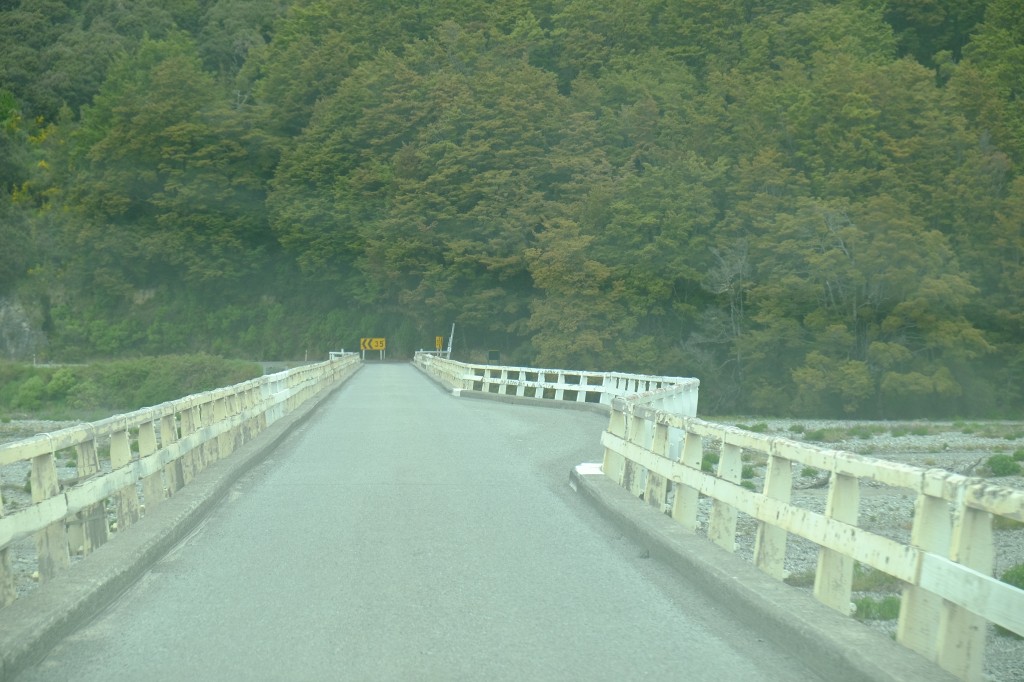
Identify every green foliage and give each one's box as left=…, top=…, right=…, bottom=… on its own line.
left=0, top=355, right=261, bottom=418
left=996, top=563, right=1024, bottom=637
left=853, top=596, right=901, bottom=621
left=803, top=428, right=846, bottom=443
left=701, top=452, right=720, bottom=473
left=853, top=563, right=904, bottom=592
left=986, top=455, right=1022, bottom=477
left=0, top=0, right=1023, bottom=420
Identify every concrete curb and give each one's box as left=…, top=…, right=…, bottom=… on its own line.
left=568, top=468, right=959, bottom=682
left=0, top=369, right=360, bottom=682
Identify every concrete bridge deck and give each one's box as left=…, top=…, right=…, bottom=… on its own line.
left=12, top=364, right=823, bottom=681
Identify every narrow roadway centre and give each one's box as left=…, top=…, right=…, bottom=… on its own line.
left=16, top=364, right=822, bottom=681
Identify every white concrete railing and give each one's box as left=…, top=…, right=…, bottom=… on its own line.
left=601, top=397, right=1024, bottom=682
left=0, top=353, right=361, bottom=608
left=413, top=352, right=699, bottom=417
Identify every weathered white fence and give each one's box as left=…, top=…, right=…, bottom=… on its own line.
left=0, top=354, right=361, bottom=608
left=601, top=396, right=1023, bottom=682
left=413, top=352, right=699, bottom=417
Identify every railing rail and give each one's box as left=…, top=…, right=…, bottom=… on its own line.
left=600, top=397, right=1024, bottom=682
left=413, top=352, right=699, bottom=417
left=0, top=353, right=361, bottom=608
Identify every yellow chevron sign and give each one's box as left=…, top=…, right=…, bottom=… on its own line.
left=360, top=337, right=386, bottom=351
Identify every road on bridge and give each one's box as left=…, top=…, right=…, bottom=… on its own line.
left=16, top=364, right=822, bottom=681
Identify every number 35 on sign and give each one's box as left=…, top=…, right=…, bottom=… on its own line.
left=360, top=337, right=386, bottom=351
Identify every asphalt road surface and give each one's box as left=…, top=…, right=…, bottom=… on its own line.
left=16, top=364, right=823, bottom=681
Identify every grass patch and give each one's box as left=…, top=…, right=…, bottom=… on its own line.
left=853, top=563, right=903, bottom=592
left=782, top=564, right=903, bottom=594
left=803, top=428, right=846, bottom=443
left=847, top=424, right=881, bottom=439
left=741, top=464, right=757, bottom=479
left=788, top=424, right=805, bottom=434
left=701, top=452, right=720, bottom=473
left=854, top=596, right=901, bottom=621
left=784, top=569, right=815, bottom=587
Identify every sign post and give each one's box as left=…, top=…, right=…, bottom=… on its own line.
left=359, top=337, right=386, bottom=360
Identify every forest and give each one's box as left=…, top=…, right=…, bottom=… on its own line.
left=0, top=0, right=1022, bottom=418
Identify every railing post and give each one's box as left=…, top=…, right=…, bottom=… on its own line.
left=671, top=428, right=703, bottom=531
left=708, top=442, right=742, bottom=552
left=213, top=393, right=231, bottom=461
left=161, top=411, right=184, bottom=495
left=813, top=472, right=859, bottom=613
left=139, top=418, right=164, bottom=513
left=754, top=447, right=792, bottom=580
left=68, top=434, right=108, bottom=557
left=602, top=405, right=628, bottom=484
left=31, top=447, right=70, bottom=581
left=644, top=418, right=670, bottom=511
left=622, top=411, right=649, bottom=499
left=935, top=496, right=992, bottom=681
left=897, top=483, right=951, bottom=662
left=110, top=426, right=140, bottom=534
left=0, top=485, right=13, bottom=606
left=180, top=401, right=201, bottom=484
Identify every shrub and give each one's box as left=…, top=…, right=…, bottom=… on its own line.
left=987, top=455, right=1022, bottom=477
left=701, top=452, right=720, bottom=472
left=800, top=466, right=818, bottom=478
left=741, top=464, right=757, bottom=479
left=14, top=376, right=47, bottom=411
left=1013, top=449, right=1024, bottom=462
left=788, top=424, right=805, bottom=434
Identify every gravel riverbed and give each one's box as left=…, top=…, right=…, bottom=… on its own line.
left=3, top=417, right=1023, bottom=680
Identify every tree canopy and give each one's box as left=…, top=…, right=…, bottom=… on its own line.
left=1, top=0, right=1022, bottom=418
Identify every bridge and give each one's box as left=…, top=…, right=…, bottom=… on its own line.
left=0, top=355, right=1021, bottom=681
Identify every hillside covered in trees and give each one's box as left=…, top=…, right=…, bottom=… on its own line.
left=1, top=0, right=1022, bottom=418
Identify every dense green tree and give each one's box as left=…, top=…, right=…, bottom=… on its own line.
left=1, top=0, right=1022, bottom=416
left=64, top=33, right=275, bottom=300
left=884, top=0, right=987, bottom=65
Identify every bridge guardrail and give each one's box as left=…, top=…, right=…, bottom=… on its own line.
left=600, top=396, right=1023, bottom=682
left=413, top=352, right=699, bottom=417
left=0, top=353, right=361, bottom=608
